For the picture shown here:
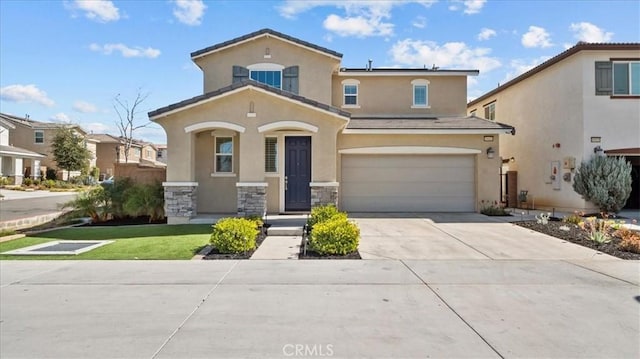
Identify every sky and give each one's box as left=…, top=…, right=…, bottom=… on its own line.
left=1, top=0, right=639, bottom=145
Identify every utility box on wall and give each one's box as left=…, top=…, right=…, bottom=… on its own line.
left=563, top=157, right=576, bottom=170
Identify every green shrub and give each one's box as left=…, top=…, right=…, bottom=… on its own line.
left=307, top=205, right=347, bottom=227
left=210, top=218, right=259, bottom=254
left=563, top=212, right=584, bottom=225
left=63, top=186, right=109, bottom=223
left=309, top=217, right=360, bottom=255
left=45, top=169, right=57, bottom=181
left=479, top=200, right=509, bottom=216
left=573, top=155, right=632, bottom=214
left=102, top=177, right=133, bottom=219
left=22, top=178, right=33, bottom=186
left=39, top=179, right=56, bottom=189
left=244, top=215, right=264, bottom=228
left=123, top=182, right=165, bottom=222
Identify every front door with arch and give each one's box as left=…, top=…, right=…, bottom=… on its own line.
left=285, top=136, right=311, bottom=211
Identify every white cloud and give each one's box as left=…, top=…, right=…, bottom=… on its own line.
left=390, top=39, right=501, bottom=73
left=449, top=0, right=486, bottom=14
left=172, top=0, right=206, bottom=26
left=0, top=84, right=55, bottom=107
left=278, top=1, right=437, bottom=38
left=521, top=26, right=553, bottom=48
left=323, top=14, right=393, bottom=37
left=570, top=22, right=613, bottom=43
left=51, top=112, right=71, bottom=123
left=68, top=0, right=120, bottom=22
left=412, top=16, right=427, bottom=29
left=73, top=100, right=98, bottom=113
left=477, top=28, right=496, bottom=41
left=84, top=122, right=111, bottom=134
left=502, top=56, right=552, bottom=83
left=89, top=43, right=161, bottom=58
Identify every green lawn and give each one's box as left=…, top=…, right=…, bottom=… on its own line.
left=0, top=224, right=212, bottom=260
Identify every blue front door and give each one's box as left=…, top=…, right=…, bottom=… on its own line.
left=285, top=136, right=311, bottom=211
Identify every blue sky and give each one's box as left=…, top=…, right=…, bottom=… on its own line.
left=1, top=0, right=639, bottom=144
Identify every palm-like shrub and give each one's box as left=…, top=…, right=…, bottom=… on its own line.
left=123, top=182, right=165, bottom=222
left=102, top=177, right=134, bottom=219
left=63, top=186, right=109, bottom=223
left=573, top=155, right=632, bottom=214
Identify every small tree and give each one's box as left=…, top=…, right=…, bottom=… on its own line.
left=51, top=126, right=91, bottom=181
left=573, top=155, right=632, bottom=214
left=113, top=90, right=150, bottom=163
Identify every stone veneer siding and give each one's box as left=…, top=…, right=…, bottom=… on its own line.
left=164, top=185, right=197, bottom=218
left=310, top=185, right=338, bottom=207
left=237, top=185, right=267, bottom=217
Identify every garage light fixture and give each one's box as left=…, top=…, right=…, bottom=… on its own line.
left=486, top=147, right=495, bottom=159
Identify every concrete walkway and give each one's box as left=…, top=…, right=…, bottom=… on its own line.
left=251, top=236, right=301, bottom=259
left=1, top=260, right=638, bottom=358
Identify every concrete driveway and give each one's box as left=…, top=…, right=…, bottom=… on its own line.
left=352, top=213, right=618, bottom=260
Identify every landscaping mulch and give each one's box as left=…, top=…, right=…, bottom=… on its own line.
left=202, top=230, right=267, bottom=260
left=82, top=216, right=167, bottom=226
left=299, top=250, right=361, bottom=260
left=514, top=220, right=640, bottom=260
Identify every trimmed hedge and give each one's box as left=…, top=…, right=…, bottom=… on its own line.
left=307, top=205, right=347, bottom=228
left=210, top=218, right=259, bottom=254
left=309, top=217, right=360, bottom=255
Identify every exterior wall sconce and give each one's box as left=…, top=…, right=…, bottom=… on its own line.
left=486, top=147, right=495, bottom=159
left=502, top=157, right=515, bottom=164
left=593, top=145, right=604, bottom=155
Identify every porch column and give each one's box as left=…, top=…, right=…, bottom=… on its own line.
left=236, top=130, right=267, bottom=217
left=164, top=132, right=198, bottom=224
left=13, top=157, right=23, bottom=185
left=310, top=182, right=339, bottom=207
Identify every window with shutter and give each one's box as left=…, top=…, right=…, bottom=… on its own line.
left=283, top=66, right=299, bottom=94
left=611, top=61, right=640, bottom=96
left=595, top=61, right=613, bottom=95
left=232, top=65, right=249, bottom=84
left=265, top=137, right=277, bottom=172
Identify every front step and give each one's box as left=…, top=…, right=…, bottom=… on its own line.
left=267, top=226, right=303, bottom=236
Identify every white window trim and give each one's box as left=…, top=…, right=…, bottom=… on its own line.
left=34, top=130, right=44, bottom=144
left=248, top=63, right=284, bottom=90
left=483, top=102, right=496, bottom=121
left=411, top=79, right=430, bottom=108
left=341, top=79, right=360, bottom=108
left=214, top=136, right=234, bottom=174
left=612, top=61, right=640, bottom=96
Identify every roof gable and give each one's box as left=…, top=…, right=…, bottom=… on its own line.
left=468, top=42, right=640, bottom=107
left=148, top=80, right=350, bottom=120
left=191, top=28, right=342, bottom=60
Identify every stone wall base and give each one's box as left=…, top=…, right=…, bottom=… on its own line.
left=237, top=184, right=267, bottom=217
left=163, top=183, right=198, bottom=220
left=310, top=184, right=339, bottom=207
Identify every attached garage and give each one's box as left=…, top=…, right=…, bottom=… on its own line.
left=340, top=154, right=476, bottom=212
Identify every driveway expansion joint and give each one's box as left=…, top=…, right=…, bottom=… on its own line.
left=561, top=260, right=639, bottom=286
left=400, top=259, right=505, bottom=359
left=421, top=218, right=494, bottom=260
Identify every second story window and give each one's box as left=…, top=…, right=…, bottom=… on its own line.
left=342, top=79, right=360, bottom=107
left=247, top=63, right=284, bottom=90
left=34, top=130, right=44, bottom=144
left=613, top=61, right=640, bottom=95
left=484, top=102, right=496, bottom=121
left=411, top=79, right=430, bottom=108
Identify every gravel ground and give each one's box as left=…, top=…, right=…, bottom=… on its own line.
left=514, top=220, right=640, bottom=260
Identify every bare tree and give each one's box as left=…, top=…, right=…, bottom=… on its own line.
left=113, top=90, right=150, bottom=163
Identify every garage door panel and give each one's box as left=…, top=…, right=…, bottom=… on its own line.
left=341, top=154, right=476, bottom=212
left=342, top=167, right=474, bottom=183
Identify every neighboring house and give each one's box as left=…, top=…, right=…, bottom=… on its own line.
left=0, top=117, right=45, bottom=185
left=88, top=134, right=165, bottom=179
left=0, top=112, right=95, bottom=180
left=155, top=144, right=167, bottom=164
left=149, top=28, right=514, bottom=224
left=467, top=43, right=640, bottom=212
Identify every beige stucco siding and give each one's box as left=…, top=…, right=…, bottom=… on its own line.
left=469, top=49, right=639, bottom=211
left=194, top=37, right=340, bottom=104
left=332, top=76, right=467, bottom=116
left=337, top=133, right=501, bottom=210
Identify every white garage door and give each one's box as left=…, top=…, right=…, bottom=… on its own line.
left=341, top=155, right=475, bottom=212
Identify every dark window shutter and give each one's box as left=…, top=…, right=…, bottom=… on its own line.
left=595, top=61, right=612, bottom=95
left=232, top=65, right=249, bottom=84
left=282, top=66, right=299, bottom=94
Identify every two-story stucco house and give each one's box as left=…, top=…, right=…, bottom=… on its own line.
left=0, top=112, right=96, bottom=180
left=0, top=117, right=45, bottom=185
left=467, top=43, right=640, bottom=212
left=88, top=134, right=165, bottom=179
left=149, top=29, right=514, bottom=224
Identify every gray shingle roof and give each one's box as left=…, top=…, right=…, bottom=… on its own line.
left=191, top=28, right=343, bottom=59
left=0, top=112, right=85, bottom=133
left=148, top=80, right=351, bottom=119
left=346, top=115, right=515, bottom=132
